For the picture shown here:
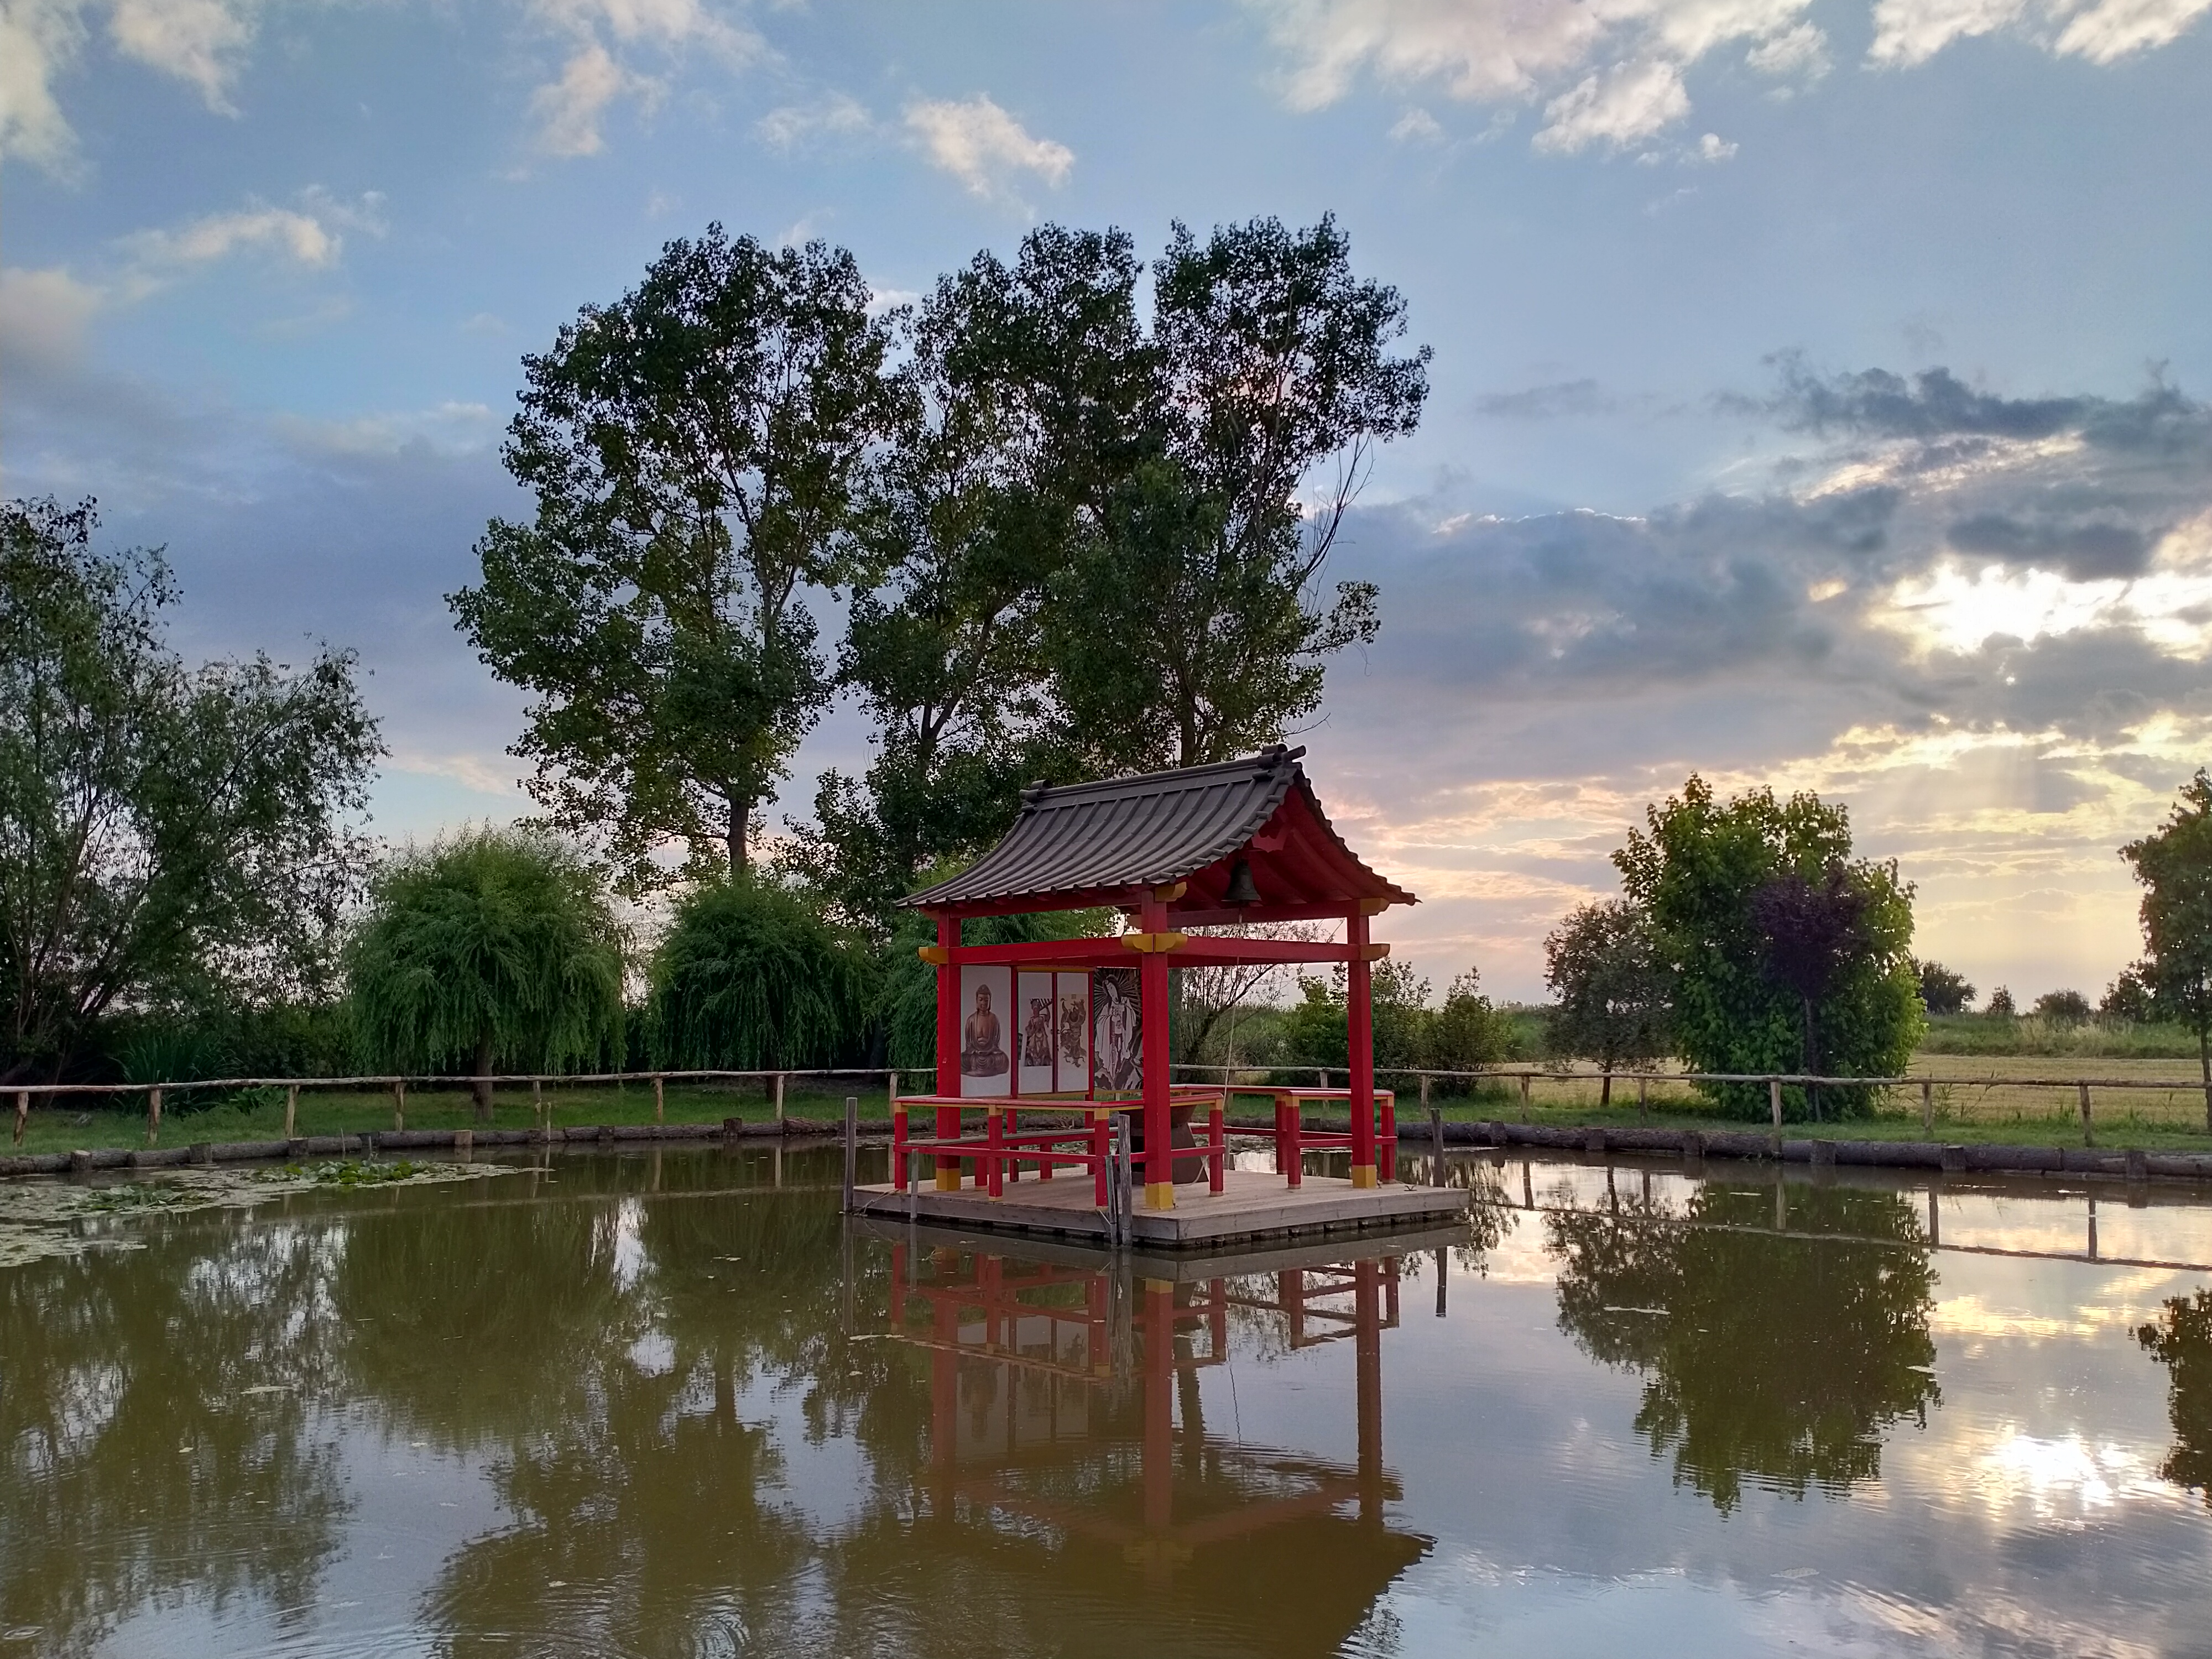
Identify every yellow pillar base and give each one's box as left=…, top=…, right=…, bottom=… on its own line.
left=1144, top=1181, right=1175, bottom=1211
left=935, top=1170, right=961, bottom=1192
left=1350, top=1164, right=1379, bottom=1189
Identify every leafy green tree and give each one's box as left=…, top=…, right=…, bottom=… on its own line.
left=346, top=828, right=625, bottom=1117
left=452, top=228, right=891, bottom=895
left=646, top=877, right=872, bottom=1070
left=2121, top=770, right=2212, bottom=1130
left=1550, top=1181, right=1940, bottom=1511
left=796, top=231, right=1147, bottom=924
left=1280, top=958, right=1438, bottom=1073
left=2138, top=1288, right=2212, bottom=1506
left=2, top=498, right=379, bottom=1081
left=1543, top=899, right=1670, bottom=1105
left=2032, top=988, right=2092, bottom=1024
left=1427, top=968, right=1512, bottom=1088
left=1043, top=215, right=1429, bottom=773
left=1985, top=984, right=2016, bottom=1017
left=1915, top=959, right=1974, bottom=1016
left=1614, top=776, right=1922, bottom=1120
left=2101, top=965, right=2157, bottom=1022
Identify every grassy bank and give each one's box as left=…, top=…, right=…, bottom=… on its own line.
left=13, top=1057, right=2212, bottom=1159
left=5, top=1075, right=896, bottom=1157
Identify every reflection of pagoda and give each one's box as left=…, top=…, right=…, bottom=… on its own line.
left=867, top=1227, right=1451, bottom=1655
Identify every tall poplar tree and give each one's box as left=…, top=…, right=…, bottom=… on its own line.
left=1044, top=214, right=1430, bottom=772
left=451, top=228, right=890, bottom=895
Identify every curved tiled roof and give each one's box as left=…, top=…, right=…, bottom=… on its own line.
left=901, top=745, right=1413, bottom=911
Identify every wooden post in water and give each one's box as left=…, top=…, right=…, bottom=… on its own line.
left=1518, top=1073, right=1531, bottom=1121
left=1429, top=1105, right=1444, bottom=1187
left=653, top=1074, right=664, bottom=1124
left=13, top=1089, right=27, bottom=1147
left=1769, top=1077, right=1784, bottom=1131
left=842, top=1095, right=858, bottom=1212
left=774, top=1072, right=786, bottom=1126
left=146, top=1087, right=162, bottom=1146
left=2079, top=1082, right=2094, bottom=1147
left=1921, top=1078, right=1934, bottom=1134
left=392, top=1078, right=406, bottom=1131
left=888, top=1070, right=899, bottom=1121
left=284, top=1084, right=298, bottom=1138
left=533, top=1078, right=544, bottom=1129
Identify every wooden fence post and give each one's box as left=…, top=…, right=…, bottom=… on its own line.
left=1921, top=1078, right=1933, bottom=1134
left=392, top=1079, right=406, bottom=1131
left=1637, top=1073, right=1648, bottom=1121
left=146, top=1087, right=162, bottom=1147
left=2079, top=1082, right=2094, bottom=1147
left=888, top=1070, right=899, bottom=1122
left=1768, top=1077, right=1783, bottom=1131
left=284, top=1084, right=298, bottom=1138
left=774, top=1072, right=786, bottom=1126
left=13, top=1089, right=27, bottom=1147
left=843, top=1095, right=858, bottom=1212
left=653, top=1073, right=664, bottom=1124
left=533, top=1078, right=544, bottom=1128
left=1429, top=1105, right=1444, bottom=1187
left=1518, top=1073, right=1531, bottom=1121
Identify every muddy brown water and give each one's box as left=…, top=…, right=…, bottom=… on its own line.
left=3, top=1142, right=2211, bottom=1657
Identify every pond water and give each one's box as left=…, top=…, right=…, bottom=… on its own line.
left=4, top=1144, right=2211, bottom=1658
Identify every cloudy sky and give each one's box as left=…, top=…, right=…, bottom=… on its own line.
left=4, top=0, right=2210, bottom=1001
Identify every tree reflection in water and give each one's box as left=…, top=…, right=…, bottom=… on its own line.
left=1547, top=1176, right=1940, bottom=1511
left=2139, top=1287, right=2212, bottom=1505
left=0, top=1211, right=349, bottom=1656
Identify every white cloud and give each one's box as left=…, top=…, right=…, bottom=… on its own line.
left=1869, top=0, right=2210, bottom=65
left=904, top=95, right=1073, bottom=201
left=1694, top=129, right=1737, bottom=160
left=524, top=0, right=761, bottom=159
left=123, top=203, right=343, bottom=269
left=1867, top=0, right=2034, bottom=64
left=0, top=264, right=104, bottom=367
left=1250, top=0, right=2205, bottom=155
left=0, top=0, right=88, bottom=171
left=107, top=0, right=259, bottom=113
left=1, top=0, right=265, bottom=173
left=275, top=399, right=503, bottom=458
left=754, top=91, right=870, bottom=153
left=1388, top=103, right=1446, bottom=142
left=1533, top=60, right=1691, bottom=153
left=530, top=41, right=653, bottom=156
left=1745, top=18, right=1832, bottom=74
left=2052, top=0, right=2212, bottom=58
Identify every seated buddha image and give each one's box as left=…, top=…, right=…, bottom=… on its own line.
left=962, top=984, right=1009, bottom=1077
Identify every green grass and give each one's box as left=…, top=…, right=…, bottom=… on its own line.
left=1917, top=1013, right=2208, bottom=1058
left=4, top=1075, right=896, bottom=1157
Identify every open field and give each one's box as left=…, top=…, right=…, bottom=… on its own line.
left=1348, top=1053, right=2212, bottom=1149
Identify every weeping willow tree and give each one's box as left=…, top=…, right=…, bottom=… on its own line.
left=347, top=828, right=627, bottom=1117
left=646, top=878, right=872, bottom=1070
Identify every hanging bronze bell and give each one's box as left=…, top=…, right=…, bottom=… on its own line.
left=1222, top=857, right=1261, bottom=907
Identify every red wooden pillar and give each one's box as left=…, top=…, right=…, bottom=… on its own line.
left=1347, top=909, right=1378, bottom=1188
left=935, top=912, right=963, bottom=1191
left=1142, top=1280, right=1175, bottom=1532
left=1355, top=1257, right=1384, bottom=1524
left=1140, top=893, right=1174, bottom=1211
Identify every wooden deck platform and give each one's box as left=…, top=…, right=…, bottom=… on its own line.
left=847, top=1167, right=1470, bottom=1250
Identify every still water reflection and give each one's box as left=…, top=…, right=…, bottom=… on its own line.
left=3, top=1145, right=2211, bottom=1657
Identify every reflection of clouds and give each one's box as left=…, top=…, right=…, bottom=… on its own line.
left=1969, top=1431, right=2183, bottom=1523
